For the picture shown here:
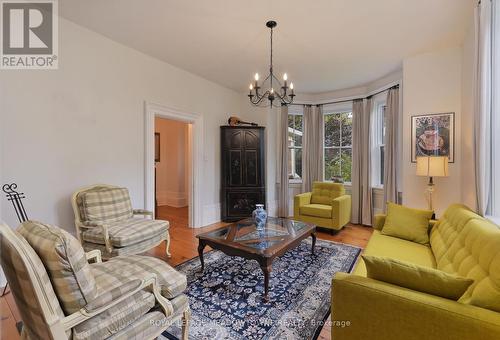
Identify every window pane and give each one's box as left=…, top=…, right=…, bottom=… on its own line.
left=294, top=115, right=303, bottom=146
left=341, top=112, right=352, bottom=147
left=288, top=115, right=294, bottom=129
left=380, top=145, right=385, bottom=185
left=324, top=148, right=340, bottom=180
left=324, top=114, right=340, bottom=147
left=288, top=147, right=302, bottom=179
left=341, top=148, right=352, bottom=183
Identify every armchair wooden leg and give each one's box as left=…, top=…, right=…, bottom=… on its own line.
left=165, top=233, right=172, bottom=258
left=181, top=308, right=190, bottom=340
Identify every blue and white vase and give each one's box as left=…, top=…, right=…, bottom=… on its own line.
left=252, top=204, right=267, bottom=230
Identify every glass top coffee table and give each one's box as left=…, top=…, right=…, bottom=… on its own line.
left=196, top=217, right=316, bottom=301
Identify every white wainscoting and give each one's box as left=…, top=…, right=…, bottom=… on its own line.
left=157, top=190, right=188, bottom=208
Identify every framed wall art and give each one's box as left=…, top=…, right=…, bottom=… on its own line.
left=411, top=112, right=455, bottom=163
left=155, top=133, right=160, bottom=162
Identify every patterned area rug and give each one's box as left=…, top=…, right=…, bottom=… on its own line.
left=162, top=239, right=361, bottom=340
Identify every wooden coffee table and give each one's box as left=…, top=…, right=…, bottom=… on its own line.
left=196, top=217, right=316, bottom=301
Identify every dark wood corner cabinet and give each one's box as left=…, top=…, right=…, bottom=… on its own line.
left=221, top=126, right=266, bottom=222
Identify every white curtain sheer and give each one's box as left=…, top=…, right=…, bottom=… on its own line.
left=278, top=105, right=290, bottom=217
left=302, top=105, right=325, bottom=192
left=474, top=0, right=493, bottom=216
left=351, top=98, right=373, bottom=225
left=383, top=87, right=400, bottom=206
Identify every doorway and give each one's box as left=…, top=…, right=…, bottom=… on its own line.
left=144, top=102, right=204, bottom=228
left=154, top=117, right=191, bottom=227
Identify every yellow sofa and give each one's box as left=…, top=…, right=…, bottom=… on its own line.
left=293, top=182, right=351, bottom=232
left=331, top=204, right=500, bottom=340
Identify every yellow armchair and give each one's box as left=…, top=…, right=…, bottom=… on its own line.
left=293, top=182, right=351, bottom=231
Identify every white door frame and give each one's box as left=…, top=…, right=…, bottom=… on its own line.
left=144, top=101, right=204, bottom=227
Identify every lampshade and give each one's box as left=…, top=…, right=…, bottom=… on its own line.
left=416, top=156, right=449, bottom=177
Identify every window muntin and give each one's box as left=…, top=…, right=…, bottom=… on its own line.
left=288, top=113, right=303, bottom=180
left=324, top=112, right=352, bottom=183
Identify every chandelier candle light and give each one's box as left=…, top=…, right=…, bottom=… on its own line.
left=248, top=21, right=295, bottom=107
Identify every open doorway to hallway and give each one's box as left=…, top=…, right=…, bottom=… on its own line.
left=154, top=117, right=191, bottom=230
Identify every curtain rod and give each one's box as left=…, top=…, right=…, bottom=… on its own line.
left=289, top=84, right=400, bottom=107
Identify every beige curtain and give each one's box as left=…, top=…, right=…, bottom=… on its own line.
left=351, top=98, right=373, bottom=225
left=278, top=104, right=290, bottom=217
left=302, top=105, right=324, bottom=192
left=383, top=87, right=400, bottom=206
left=474, top=0, right=493, bottom=216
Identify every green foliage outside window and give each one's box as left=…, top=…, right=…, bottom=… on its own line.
left=324, top=112, right=352, bottom=183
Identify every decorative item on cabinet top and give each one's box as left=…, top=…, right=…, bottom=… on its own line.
left=220, top=126, right=266, bottom=222
left=227, top=116, right=258, bottom=127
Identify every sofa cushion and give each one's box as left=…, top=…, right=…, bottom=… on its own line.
left=82, top=218, right=168, bottom=247
left=310, top=182, right=345, bottom=205
left=381, top=202, right=434, bottom=245
left=83, top=231, right=167, bottom=258
left=18, top=221, right=98, bottom=314
left=300, top=204, right=332, bottom=218
left=73, top=289, right=155, bottom=340
left=80, top=187, right=133, bottom=224
left=354, top=230, right=436, bottom=276
left=91, top=255, right=187, bottom=299
left=363, top=255, right=474, bottom=300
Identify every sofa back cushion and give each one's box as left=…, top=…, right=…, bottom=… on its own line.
left=430, top=204, right=500, bottom=312
left=310, top=182, right=345, bottom=205
left=18, top=221, right=98, bottom=314
left=79, top=187, right=133, bottom=224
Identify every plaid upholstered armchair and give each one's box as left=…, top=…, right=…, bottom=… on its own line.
left=71, top=184, right=170, bottom=259
left=0, top=221, right=190, bottom=340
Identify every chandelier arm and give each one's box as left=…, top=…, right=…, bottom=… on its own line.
left=254, top=91, right=270, bottom=105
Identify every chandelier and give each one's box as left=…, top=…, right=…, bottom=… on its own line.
left=248, top=20, right=295, bottom=107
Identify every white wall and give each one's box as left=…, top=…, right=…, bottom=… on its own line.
left=402, top=47, right=463, bottom=216
left=461, top=16, right=476, bottom=210
left=0, top=18, right=246, bottom=231
left=154, top=118, right=189, bottom=208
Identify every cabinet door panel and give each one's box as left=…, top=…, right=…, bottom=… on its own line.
left=229, top=150, right=242, bottom=186
left=229, top=131, right=243, bottom=148
left=244, top=130, right=259, bottom=148
left=244, top=150, right=258, bottom=186
left=226, top=191, right=265, bottom=217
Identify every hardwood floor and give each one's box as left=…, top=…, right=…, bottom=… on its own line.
left=0, top=206, right=372, bottom=340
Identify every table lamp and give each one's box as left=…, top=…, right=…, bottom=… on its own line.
left=416, top=156, right=449, bottom=211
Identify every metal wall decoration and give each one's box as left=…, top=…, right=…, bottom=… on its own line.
left=2, top=183, right=28, bottom=223
left=1, top=183, right=29, bottom=297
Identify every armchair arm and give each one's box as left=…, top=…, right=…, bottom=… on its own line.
left=133, top=209, right=154, bottom=217
left=294, top=192, right=312, bottom=218
left=332, top=195, right=351, bottom=229
left=81, top=221, right=113, bottom=253
left=62, top=273, right=174, bottom=331
left=85, top=249, right=102, bottom=263
left=332, top=273, right=500, bottom=340
left=373, top=214, right=386, bottom=230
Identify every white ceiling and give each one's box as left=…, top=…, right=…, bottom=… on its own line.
left=60, top=0, right=472, bottom=94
